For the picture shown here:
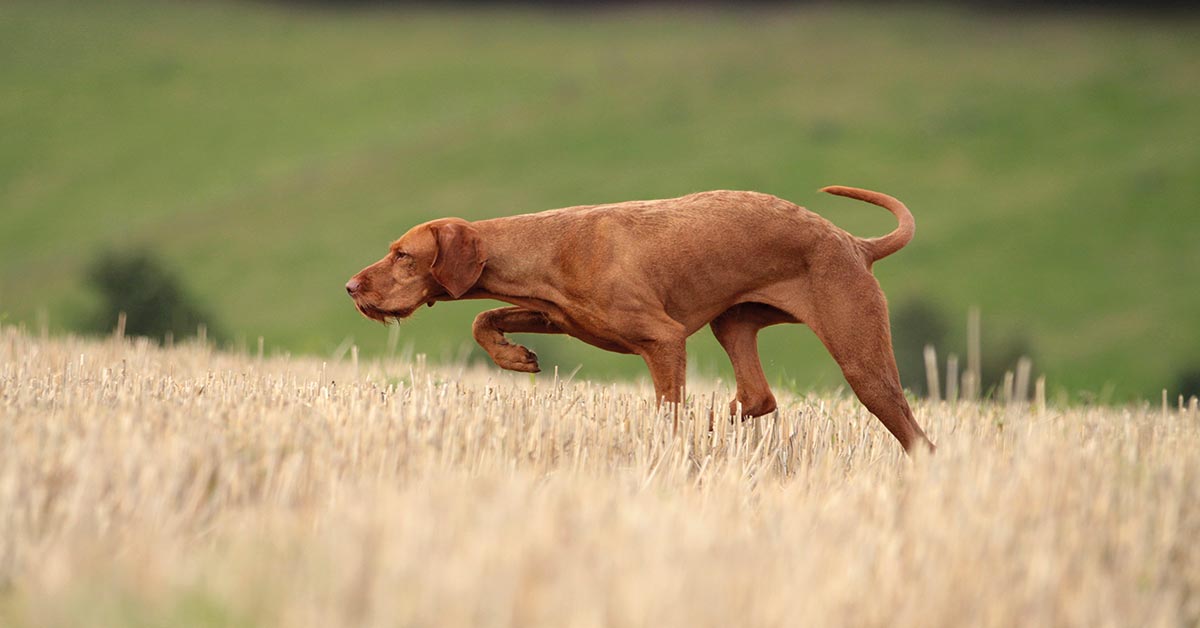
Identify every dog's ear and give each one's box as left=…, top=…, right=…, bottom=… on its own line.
left=430, top=220, right=485, bottom=299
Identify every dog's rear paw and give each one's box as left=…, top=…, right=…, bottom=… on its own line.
left=493, top=344, right=540, bottom=373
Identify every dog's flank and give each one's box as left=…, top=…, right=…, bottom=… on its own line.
left=347, top=186, right=934, bottom=454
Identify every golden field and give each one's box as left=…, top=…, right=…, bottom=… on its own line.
left=1, top=327, right=1197, bottom=627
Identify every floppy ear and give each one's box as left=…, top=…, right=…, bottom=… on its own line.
left=430, top=221, right=485, bottom=299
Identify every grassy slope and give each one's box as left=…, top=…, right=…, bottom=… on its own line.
left=1, top=1, right=1198, bottom=398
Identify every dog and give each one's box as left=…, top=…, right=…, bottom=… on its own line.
left=347, top=186, right=934, bottom=454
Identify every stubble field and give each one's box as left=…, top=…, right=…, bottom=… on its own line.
left=4, top=1, right=1200, bottom=396
left=1, top=326, right=1198, bottom=627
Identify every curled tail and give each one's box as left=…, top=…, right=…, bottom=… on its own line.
left=819, top=185, right=915, bottom=262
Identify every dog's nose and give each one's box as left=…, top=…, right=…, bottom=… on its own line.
left=345, top=278, right=362, bottom=295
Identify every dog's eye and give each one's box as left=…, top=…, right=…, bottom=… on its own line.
left=393, top=251, right=408, bottom=260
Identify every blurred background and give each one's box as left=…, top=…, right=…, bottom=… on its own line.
left=2, top=0, right=1197, bottom=402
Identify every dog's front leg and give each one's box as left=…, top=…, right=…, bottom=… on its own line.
left=638, top=338, right=688, bottom=409
left=472, top=307, right=563, bottom=373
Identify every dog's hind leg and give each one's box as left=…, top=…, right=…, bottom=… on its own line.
left=710, top=303, right=793, bottom=418
left=804, top=274, right=935, bottom=455
left=473, top=307, right=563, bottom=373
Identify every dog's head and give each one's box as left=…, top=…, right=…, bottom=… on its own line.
left=346, top=218, right=485, bottom=323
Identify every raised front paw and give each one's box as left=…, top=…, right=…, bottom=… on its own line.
left=493, top=343, right=540, bottom=373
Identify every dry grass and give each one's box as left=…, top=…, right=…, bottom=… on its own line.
left=1, top=327, right=1197, bottom=627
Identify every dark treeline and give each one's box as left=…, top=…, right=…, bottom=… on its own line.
left=276, top=0, right=1196, bottom=11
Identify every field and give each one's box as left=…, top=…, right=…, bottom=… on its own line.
left=1, top=327, right=1197, bottom=627
left=2, top=1, right=1200, bottom=399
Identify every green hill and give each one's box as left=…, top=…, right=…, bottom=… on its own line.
left=2, top=1, right=1198, bottom=399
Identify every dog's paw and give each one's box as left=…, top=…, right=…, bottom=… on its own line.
left=493, top=344, right=540, bottom=373
left=728, top=394, right=777, bottom=419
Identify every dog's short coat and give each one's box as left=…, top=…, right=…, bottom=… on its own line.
left=347, top=187, right=934, bottom=454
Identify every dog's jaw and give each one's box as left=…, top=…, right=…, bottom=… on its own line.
left=354, top=300, right=418, bottom=325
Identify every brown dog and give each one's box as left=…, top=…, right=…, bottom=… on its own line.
left=347, top=187, right=934, bottom=454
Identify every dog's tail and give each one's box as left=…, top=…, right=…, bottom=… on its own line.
left=819, top=185, right=915, bottom=262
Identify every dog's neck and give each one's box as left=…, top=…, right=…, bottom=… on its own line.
left=457, top=217, right=564, bottom=313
